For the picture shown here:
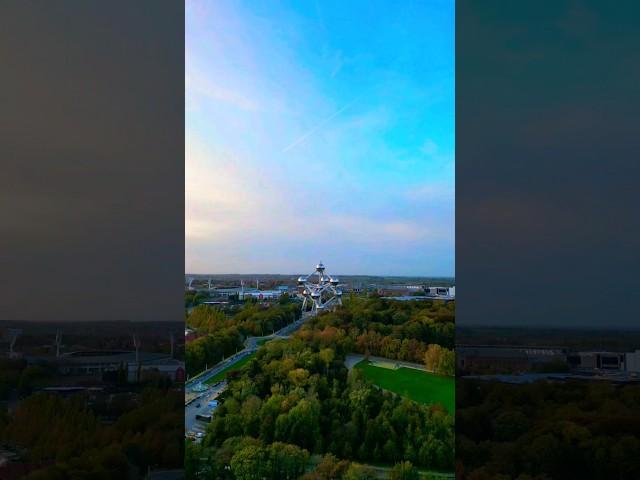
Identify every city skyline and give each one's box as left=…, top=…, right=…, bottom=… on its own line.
left=186, top=0, right=455, bottom=276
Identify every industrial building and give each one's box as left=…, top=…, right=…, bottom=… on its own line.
left=27, top=350, right=185, bottom=383
left=241, top=289, right=283, bottom=300
left=377, top=285, right=423, bottom=296
left=457, top=345, right=567, bottom=373
left=569, top=351, right=626, bottom=371
left=425, top=286, right=455, bottom=298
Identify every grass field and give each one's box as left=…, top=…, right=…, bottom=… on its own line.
left=204, top=352, right=256, bottom=384
left=355, top=360, right=454, bottom=413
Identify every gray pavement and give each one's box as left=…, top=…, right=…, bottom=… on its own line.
left=345, top=353, right=429, bottom=372
left=185, top=312, right=312, bottom=438
left=185, top=381, right=226, bottom=437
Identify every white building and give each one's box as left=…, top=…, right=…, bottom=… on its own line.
left=424, top=286, right=455, bottom=298
left=626, top=350, right=640, bottom=372
left=241, top=290, right=282, bottom=300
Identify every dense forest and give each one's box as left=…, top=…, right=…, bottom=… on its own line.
left=0, top=388, right=183, bottom=478
left=185, top=302, right=301, bottom=377
left=187, top=296, right=456, bottom=478
left=301, top=296, right=455, bottom=374
left=194, top=338, right=453, bottom=477
left=457, top=379, right=640, bottom=479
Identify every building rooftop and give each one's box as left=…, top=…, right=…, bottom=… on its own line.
left=27, top=351, right=173, bottom=366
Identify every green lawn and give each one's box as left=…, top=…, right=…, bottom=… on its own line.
left=204, top=352, right=257, bottom=384
left=355, top=360, right=454, bottom=413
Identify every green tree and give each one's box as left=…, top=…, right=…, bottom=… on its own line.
left=319, top=348, right=335, bottom=376
left=268, top=442, right=310, bottom=480
left=390, top=461, right=419, bottom=480
left=230, top=445, right=269, bottom=480
left=343, top=463, right=377, bottom=480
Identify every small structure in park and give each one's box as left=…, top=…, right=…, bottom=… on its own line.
left=297, top=261, right=342, bottom=315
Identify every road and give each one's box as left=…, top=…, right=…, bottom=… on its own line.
left=185, top=312, right=312, bottom=439
left=186, top=313, right=310, bottom=389
left=187, top=348, right=255, bottom=390
left=185, top=381, right=227, bottom=437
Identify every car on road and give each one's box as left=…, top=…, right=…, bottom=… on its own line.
left=195, top=403, right=201, bottom=408
left=195, top=413, right=213, bottom=422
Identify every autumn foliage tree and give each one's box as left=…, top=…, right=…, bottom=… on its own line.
left=424, top=344, right=455, bottom=376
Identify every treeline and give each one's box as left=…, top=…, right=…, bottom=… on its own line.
left=187, top=438, right=309, bottom=480
left=203, top=338, right=454, bottom=474
left=185, top=303, right=301, bottom=377
left=424, top=344, right=455, bottom=376
left=187, top=302, right=300, bottom=336
left=232, top=301, right=301, bottom=337
left=348, top=296, right=454, bottom=348
left=185, top=326, right=244, bottom=377
left=297, top=296, right=454, bottom=370
left=0, top=388, right=183, bottom=478
left=457, top=379, right=640, bottom=479
left=187, top=440, right=424, bottom=480
left=0, top=359, right=51, bottom=399
left=185, top=290, right=209, bottom=308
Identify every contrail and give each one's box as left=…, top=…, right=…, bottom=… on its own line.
left=282, top=96, right=361, bottom=153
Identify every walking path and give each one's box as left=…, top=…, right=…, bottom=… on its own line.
left=345, top=354, right=430, bottom=372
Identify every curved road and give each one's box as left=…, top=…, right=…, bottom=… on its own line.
left=185, top=312, right=311, bottom=438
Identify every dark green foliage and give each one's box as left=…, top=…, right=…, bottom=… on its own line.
left=189, top=296, right=455, bottom=478
left=207, top=339, right=454, bottom=471
left=457, top=380, right=640, bottom=479
left=343, top=462, right=377, bottom=480
left=0, top=388, right=183, bottom=478
left=185, top=291, right=210, bottom=308
left=300, top=297, right=455, bottom=363
left=230, top=442, right=309, bottom=480
left=186, top=303, right=301, bottom=377
left=390, top=461, right=420, bottom=480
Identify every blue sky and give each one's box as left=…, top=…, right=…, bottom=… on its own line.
left=186, top=0, right=454, bottom=276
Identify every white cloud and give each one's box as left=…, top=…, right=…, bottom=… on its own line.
left=185, top=132, right=453, bottom=273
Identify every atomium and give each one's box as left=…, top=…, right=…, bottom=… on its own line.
left=298, top=261, right=342, bottom=315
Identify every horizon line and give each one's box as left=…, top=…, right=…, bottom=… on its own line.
left=185, top=272, right=456, bottom=278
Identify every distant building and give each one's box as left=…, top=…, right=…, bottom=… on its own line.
left=241, top=290, right=282, bottom=300
left=424, top=286, right=455, bottom=298
left=27, top=351, right=185, bottom=383
left=457, top=347, right=530, bottom=373
left=572, top=351, right=626, bottom=371
left=382, top=295, right=442, bottom=302
left=377, top=285, right=421, bottom=296
left=626, top=350, right=640, bottom=372
left=211, top=287, right=242, bottom=299
left=457, top=345, right=567, bottom=374
left=340, top=283, right=364, bottom=294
